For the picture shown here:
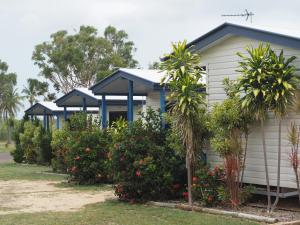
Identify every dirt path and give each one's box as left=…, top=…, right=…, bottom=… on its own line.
left=0, top=180, right=115, bottom=215
left=0, top=153, right=13, bottom=163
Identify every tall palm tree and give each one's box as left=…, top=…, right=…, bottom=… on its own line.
left=268, top=50, right=298, bottom=211
left=161, top=40, right=206, bottom=206
left=22, top=78, right=48, bottom=106
left=0, top=87, right=23, bottom=144
left=237, top=44, right=272, bottom=212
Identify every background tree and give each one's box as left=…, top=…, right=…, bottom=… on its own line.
left=161, top=40, right=206, bottom=206
left=22, top=78, right=48, bottom=106
left=268, top=50, right=298, bottom=211
left=236, top=44, right=272, bottom=212
left=32, top=25, right=138, bottom=93
left=0, top=86, right=23, bottom=144
left=148, top=61, right=160, bottom=69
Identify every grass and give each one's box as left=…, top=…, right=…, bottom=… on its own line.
left=0, top=141, right=15, bottom=153
left=0, top=200, right=260, bottom=225
left=0, top=163, right=261, bottom=225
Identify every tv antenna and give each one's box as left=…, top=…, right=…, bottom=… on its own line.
left=222, top=9, right=254, bottom=23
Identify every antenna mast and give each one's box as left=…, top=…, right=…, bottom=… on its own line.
left=222, top=9, right=254, bottom=23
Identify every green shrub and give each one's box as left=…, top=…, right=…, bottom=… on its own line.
left=192, top=165, right=225, bottom=207
left=51, top=113, right=111, bottom=184
left=111, top=108, right=186, bottom=202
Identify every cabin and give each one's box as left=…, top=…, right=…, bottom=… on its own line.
left=187, top=23, right=300, bottom=193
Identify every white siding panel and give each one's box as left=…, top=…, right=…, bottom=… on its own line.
left=203, top=35, right=300, bottom=189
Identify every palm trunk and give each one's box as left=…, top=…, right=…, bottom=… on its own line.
left=7, top=125, right=12, bottom=145
left=261, top=118, right=271, bottom=212
left=186, top=154, right=193, bottom=206
left=271, top=119, right=282, bottom=211
left=240, top=133, right=249, bottom=187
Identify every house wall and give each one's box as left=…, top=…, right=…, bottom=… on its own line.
left=146, top=91, right=161, bottom=111
left=200, top=35, right=300, bottom=189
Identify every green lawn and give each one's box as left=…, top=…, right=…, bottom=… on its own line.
left=0, top=141, right=15, bottom=153
left=0, top=163, right=260, bottom=225
left=0, top=200, right=260, bottom=225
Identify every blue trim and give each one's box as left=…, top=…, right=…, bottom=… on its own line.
left=90, top=69, right=164, bottom=95
left=43, top=111, right=47, bottom=129
left=98, top=100, right=101, bottom=128
left=55, top=88, right=99, bottom=107
left=128, top=80, right=133, bottom=122
left=30, top=115, right=34, bottom=122
left=160, top=89, right=166, bottom=128
left=82, top=97, right=87, bottom=112
left=46, top=115, right=49, bottom=130
left=101, top=95, right=107, bottom=128
left=186, top=23, right=300, bottom=52
left=56, top=114, right=60, bottom=129
left=64, top=107, right=67, bottom=121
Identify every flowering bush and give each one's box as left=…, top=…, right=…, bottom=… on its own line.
left=51, top=113, right=111, bottom=184
left=111, top=108, right=186, bottom=202
left=192, top=165, right=225, bottom=207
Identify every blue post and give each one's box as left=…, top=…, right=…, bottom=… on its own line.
left=30, top=115, right=34, bottom=122
left=101, top=95, right=107, bottom=128
left=56, top=114, right=60, bottom=129
left=128, top=80, right=133, bottom=122
left=160, top=88, right=166, bottom=128
left=43, top=111, right=47, bottom=129
left=46, top=115, right=49, bottom=130
left=64, top=107, right=67, bottom=121
left=98, top=100, right=102, bottom=128
left=82, top=97, right=87, bottom=112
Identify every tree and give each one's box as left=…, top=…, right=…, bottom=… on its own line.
left=236, top=44, right=273, bottom=212
left=0, top=86, right=23, bottom=144
left=267, top=50, right=298, bottom=211
left=161, top=40, right=206, bottom=205
left=32, top=26, right=138, bottom=94
left=148, top=61, right=160, bottom=69
left=22, top=78, right=48, bottom=106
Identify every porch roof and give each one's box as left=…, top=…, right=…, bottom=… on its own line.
left=55, top=87, right=143, bottom=107
left=25, top=101, right=99, bottom=116
left=90, top=68, right=167, bottom=95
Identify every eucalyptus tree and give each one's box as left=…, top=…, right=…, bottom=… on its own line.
left=267, top=50, right=298, bottom=211
left=236, top=44, right=273, bottom=212
left=161, top=40, right=206, bottom=205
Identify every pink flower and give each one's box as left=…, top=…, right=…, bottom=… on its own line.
left=136, top=170, right=141, bottom=177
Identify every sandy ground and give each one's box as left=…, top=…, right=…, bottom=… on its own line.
left=0, top=153, right=13, bottom=163
left=0, top=180, right=115, bottom=215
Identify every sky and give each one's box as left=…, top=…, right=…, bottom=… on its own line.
left=1, top=0, right=300, bottom=115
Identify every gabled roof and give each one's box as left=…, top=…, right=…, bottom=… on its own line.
left=56, top=87, right=143, bottom=107
left=186, top=23, right=300, bottom=52
left=25, top=101, right=100, bottom=115
left=90, top=68, right=166, bottom=95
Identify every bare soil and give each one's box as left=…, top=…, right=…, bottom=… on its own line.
left=0, top=180, right=115, bottom=215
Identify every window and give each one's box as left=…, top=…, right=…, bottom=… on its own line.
left=109, top=111, right=127, bottom=125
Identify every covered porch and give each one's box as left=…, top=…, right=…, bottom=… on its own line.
left=90, top=68, right=167, bottom=128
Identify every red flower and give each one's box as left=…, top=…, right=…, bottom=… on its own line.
left=207, top=195, right=213, bottom=202
left=74, top=156, right=80, bottom=160
left=173, top=184, right=181, bottom=190
left=71, top=166, right=77, bottom=173
left=182, top=192, right=189, bottom=201
left=136, top=170, right=141, bottom=177
left=192, top=177, right=197, bottom=182
left=85, top=147, right=91, bottom=153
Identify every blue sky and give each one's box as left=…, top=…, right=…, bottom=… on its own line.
left=0, top=0, right=300, bottom=115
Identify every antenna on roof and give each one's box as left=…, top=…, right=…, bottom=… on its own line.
left=222, top=9, right=254, bottom=23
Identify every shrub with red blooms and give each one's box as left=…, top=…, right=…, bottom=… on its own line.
left=52, top=113, right=111, bottom=184
left=111, top=108, right=186, bottom=202
left=192, top=164, right=225, bottom=207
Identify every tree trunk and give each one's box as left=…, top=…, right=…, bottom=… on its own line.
left=271, top=119, right=282, bottom=211
left=7, top=125, right=12, bottom=145
left=240, top=133, right=249, bottom=187
left=261, top=118, right=271, bottom=212
left=186, top=154, right=193, bottom=206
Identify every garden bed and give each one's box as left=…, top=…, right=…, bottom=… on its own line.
left=148, top=199, right=300, bottom=224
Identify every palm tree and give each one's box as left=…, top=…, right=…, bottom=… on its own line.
left=0, top=87, right=23, bottom=144
left=237, top=44, right=272, bottom=212
left=22, top=78, right=48, bottom=106
left=268, top=50, right=298, bottom=211
left=161, top=40, right=206, bottom=205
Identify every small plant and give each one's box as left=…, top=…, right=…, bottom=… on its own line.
left=288, top=122, right=300, bottom=204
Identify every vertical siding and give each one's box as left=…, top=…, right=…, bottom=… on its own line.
left=201, top=36, right=300, bottom=189
left=146, top=91, right=161, bottom=111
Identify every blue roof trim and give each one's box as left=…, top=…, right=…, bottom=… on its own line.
left=25, top=103, right=58, bottom=115
left=90, top=69, right=162, bottom=94
left=186, top=23, right=300, bottom=52
left=55, top=89, right=98, bottom=107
